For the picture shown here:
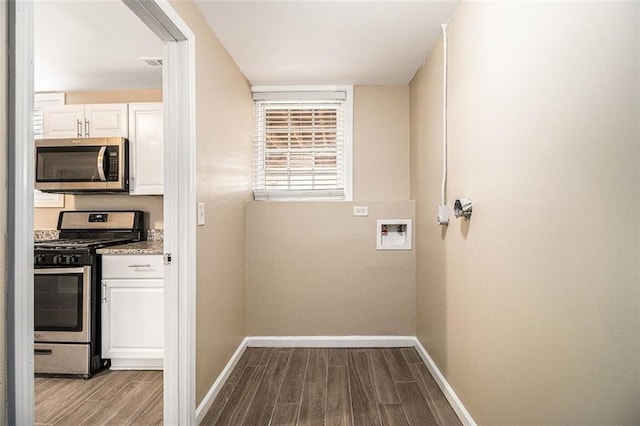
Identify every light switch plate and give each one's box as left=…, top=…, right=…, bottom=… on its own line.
left=353, top=206, right=368, bottom=216
left=197, top=202, right=205, bottom=226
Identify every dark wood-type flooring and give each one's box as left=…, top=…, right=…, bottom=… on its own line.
left=201, top=347, right=462, bottom=426
left=35, top=370, right=162, bottom=425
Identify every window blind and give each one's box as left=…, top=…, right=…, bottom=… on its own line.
left=253, top=99, right=347, bottom=200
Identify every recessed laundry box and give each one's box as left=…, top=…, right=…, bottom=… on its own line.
left=376, top=219, right=412, bottom=250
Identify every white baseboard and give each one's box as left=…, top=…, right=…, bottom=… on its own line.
left=413, top=339, right=476, bottom=426
left=194, top=337, right=248, bottom=424
left=246, top=335, right=417, bottom=348
left=194, top=336, right=475, bottom=426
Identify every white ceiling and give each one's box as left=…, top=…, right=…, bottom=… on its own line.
left=194, top=0, right=460, bottom=85
left=34, top=1, right=163, bottom=92
left=34, top=1, right=460, bottom=92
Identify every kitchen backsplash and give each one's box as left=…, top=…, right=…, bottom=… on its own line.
left=34, top=229, right=163, bottom=241
left=34, top=230, right=59, bottom=241
left=147, top=229, right=163, bottom=241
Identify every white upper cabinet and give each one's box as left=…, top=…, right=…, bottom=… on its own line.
left=128, top=103, right=163, bottom=195
left=42, top=103, right=128, bottom=139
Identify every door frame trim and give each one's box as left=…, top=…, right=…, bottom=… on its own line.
left=7, top=0, right=197, bottom=423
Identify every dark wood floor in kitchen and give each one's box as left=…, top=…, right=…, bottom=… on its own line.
left=201, top=347, right=461, bottom=426
left=35, top=370, right=162, bottom=425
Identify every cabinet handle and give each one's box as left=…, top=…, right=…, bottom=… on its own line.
left=76, top=119, right=82, bottom=138
left=102, top=283, right=107, bottom=303
left=85, top=119, right=90, bottom=137
left=128, top=264, right=152, bottom=268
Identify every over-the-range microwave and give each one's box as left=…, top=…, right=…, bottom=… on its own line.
left=35, top=137, right=129, bottom=193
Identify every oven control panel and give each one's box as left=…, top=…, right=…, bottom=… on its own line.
left=34, top=252, right=92, bottom=267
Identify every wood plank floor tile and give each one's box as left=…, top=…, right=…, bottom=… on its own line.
left=214, top=365, right=265, bottom=425
left=51, top=400, right=104, bottom=425
left=197, top=348, right=462, bottom=426
left=400, top=348, right=422, bottom=364
left=382, top=349, right=414, bottom=382
left=348, top=350, right=381, bottom=426
left=306, top=348, right=329, bottom=383
left=35, top=370, right=163, bottom=425
left=36, top=379, right=88, bottom=424
left=242, top=350, right=291, bottom=425
left=370, top=349, right=400, bottom=404
left=257, top=347, right=275, bottom=366
left=200, top=383, right=235, bottom=425
left=225, top=349, right=253, bottom=385
left=277, top=348, right=310, bottom=404
left=131, top=391, right=163, bottom=426
left=271, top=403, right=300, bottom=425
left=409, top=363, right=462, bottom=426
left=299, top=381, right=326, bottom=426
left=395, top=382, right=438, bottom=426
left=329, top=348, right=348, bottom=366
left=101, top=379, right=162, bottom=425
left=80, top=379, right=158, bottom=425
left=326, top=365, right=352, bottom=426
left=84, top=370, right=145, bottom=402
left=379, top=404, right=410, bottom=426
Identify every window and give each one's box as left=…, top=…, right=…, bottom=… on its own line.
left=253, top=87, right=353, bottom=201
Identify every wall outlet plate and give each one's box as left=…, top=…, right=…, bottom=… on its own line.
left=353, top=206, right=368, bottom=216
left=197, top=202, right=205, bottom=226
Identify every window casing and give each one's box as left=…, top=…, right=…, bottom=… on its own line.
left=253, top=87, right=352, bottom=201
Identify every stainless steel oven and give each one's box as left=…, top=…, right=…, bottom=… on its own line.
left=34, top=267, right=91, bottom=343
left=34, top=265, right=94, bottom=376
left=35, top=137, right=128, bottom=193
left=34, top=210, right=145, bottom=378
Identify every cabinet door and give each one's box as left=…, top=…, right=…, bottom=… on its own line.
left=128, top=103, right=163, bottom=195
left=101, top=279, right=164, bottom=369
left=42, top=105, right=84, bottom=138
left=84, top=104, right=128, bottom=138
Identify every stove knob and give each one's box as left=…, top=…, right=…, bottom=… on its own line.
left=53, top=255, right=65, bottom=265
left=69, top=255, right=79, bottom=264
left=34, top=254, right=47, bottom=264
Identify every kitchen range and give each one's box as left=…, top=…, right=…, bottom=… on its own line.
left=33, top=210, right=145, bottom=378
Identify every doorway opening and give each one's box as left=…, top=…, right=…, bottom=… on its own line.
left=7, top=0, right=196, bottom=423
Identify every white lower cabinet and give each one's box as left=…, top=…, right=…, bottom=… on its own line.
left=101, top=255, right=164, bottom=369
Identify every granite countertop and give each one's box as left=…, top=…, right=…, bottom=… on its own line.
left=96, top=240, right=164, bottom=255
left=35, top=229, right=164, bottom=255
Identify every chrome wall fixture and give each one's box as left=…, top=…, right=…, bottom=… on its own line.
left=454, top=198, right=472, bottom=218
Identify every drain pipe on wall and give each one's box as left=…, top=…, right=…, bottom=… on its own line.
left=437, top=23, right=450, bottom=226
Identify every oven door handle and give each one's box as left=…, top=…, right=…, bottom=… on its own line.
left=97, top=146, right=107, bottom=181
left=34, top=267, right=89, bottom=275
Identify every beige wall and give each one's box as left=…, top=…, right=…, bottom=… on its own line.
left=35, top=195, right=163, bottom=230
left=353, top=86, right=410, bottom=200
left=247, top=201, right=415, bottom=336
left=1, top=0, right=8, bottom=421
left=65, top=89, right=161, bottom=105
left=410, top=2, right=640, bottom=424
left=246, top=86, right=416, bottom=336
left=34, top=89, right=164, bottom=230
left=170, top=0, right=253, bottom=406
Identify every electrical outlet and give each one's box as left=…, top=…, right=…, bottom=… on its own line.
left=197, top=202, right=205, bottom=226
left=353, top=206, right=368, bottom=217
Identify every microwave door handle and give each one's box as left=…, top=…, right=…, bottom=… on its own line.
left=97, top=146, right=107, bottom=181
